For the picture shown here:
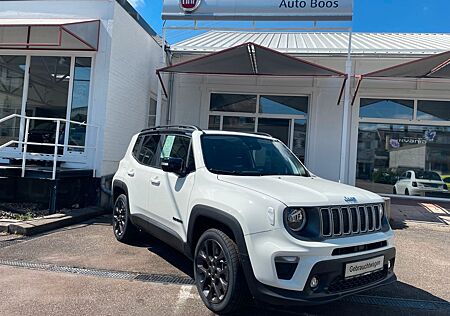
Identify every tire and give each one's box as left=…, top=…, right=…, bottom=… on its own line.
left=112, top=194, right=138, bottom=243
left=393, top=187, right=397, bottom=195
left=405, top=189, right=410, bottom=196
left=194, top=229, right=246, bottom=315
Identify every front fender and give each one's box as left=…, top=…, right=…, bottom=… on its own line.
left=187, top=169, right=286, bottom=236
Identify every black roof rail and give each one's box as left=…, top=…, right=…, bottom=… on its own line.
left=141, top=125, right=204, bottom=134
left=252, top=132, right=273, bottom=138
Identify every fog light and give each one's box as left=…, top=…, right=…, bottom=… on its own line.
left=277, top=256, right=299, bottom=263
left=310, top=276, right=319, bottom=289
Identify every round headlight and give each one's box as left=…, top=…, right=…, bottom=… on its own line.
left=285, top=208, right=307, bottom=232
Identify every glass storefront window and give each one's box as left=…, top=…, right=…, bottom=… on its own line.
left=210, top=93, right=257, bottom=113
left=259, top=95, right=308, bottom=115
left=257, top=118, right=290, bottom=145
left=356, top=123, right=450, bottom=198
left=26, top=56, right=71, bottom=154
left=223, top=117, right=255, bottom=133
left=0, top=55, right=26, bottom=147
left=360, top=98, right=414, bottom=120
left=69, top=57, right=92, bottom=151
left=293, top=119, right=307, bottom=163
left=208, top=93, right=309, bottom=161
left=148, top=98, right=157, bottom=128
left=417, top=100, right=450, bottom=121
left=208, top=115, right=220, bottom=130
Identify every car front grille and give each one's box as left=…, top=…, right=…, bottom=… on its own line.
left=319, top=204, right=383, bottom=238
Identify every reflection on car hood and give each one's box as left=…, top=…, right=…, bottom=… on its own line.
left=218, top=175, right=383, bottom=206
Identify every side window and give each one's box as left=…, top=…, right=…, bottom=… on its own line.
left=132, top=136, right=142, bottom=159
left=161, top=135, right=190, bottom=160
left=138, top=134, right=161, bottom=167
left=161, top=135, right=196, bottom=172
left=407, top=172, right=412, bottom=179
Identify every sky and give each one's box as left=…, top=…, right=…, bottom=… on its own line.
left=129, top=0, right=450, bottom=43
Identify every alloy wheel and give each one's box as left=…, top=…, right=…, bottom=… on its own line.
left=195, top=239, right=229, bottom=304
left=113, top=198, right=127, bottom=237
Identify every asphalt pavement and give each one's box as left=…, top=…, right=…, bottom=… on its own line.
left=0, top=200, right=449, bottom=316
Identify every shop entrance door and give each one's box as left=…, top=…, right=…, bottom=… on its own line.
left=25, top=56, right=71, bottom=154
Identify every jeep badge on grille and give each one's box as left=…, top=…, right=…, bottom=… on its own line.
left=344, top=196, right=358, bottom=204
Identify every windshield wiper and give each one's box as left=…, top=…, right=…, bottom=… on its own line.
left=208, top=168, right=242, bottom=176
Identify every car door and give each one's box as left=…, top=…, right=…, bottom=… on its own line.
left=147, top=133, right=196, bottom=241
left=127, top=133, right=162, bottom=215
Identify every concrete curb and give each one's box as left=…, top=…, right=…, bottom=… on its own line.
left=6, top=207, right=107, bottom=236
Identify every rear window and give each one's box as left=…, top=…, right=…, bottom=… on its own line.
left=415, top=171, right=442, bottom=181
left=138, top=134, right=162, bottom=167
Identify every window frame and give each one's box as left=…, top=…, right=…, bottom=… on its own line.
left=0, top=52, right=95, bottom=160
left=207, top=92, right=310, bottom=160
left=359, top=97, right=450, bottom=126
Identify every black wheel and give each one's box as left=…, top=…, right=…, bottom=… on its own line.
left=113, top=194, right=138, bottom=242
left=393, top=187, right=397, bottom=194
left=405, top=189, right=410, bottom=196
left=194, top=229, right=245, bottom=315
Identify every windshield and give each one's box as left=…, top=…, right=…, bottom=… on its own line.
left=415, top=171, right=442, bottom=181
left=201, top=135, right=309, bottom=177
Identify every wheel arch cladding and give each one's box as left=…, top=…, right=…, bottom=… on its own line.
left=188, top=205, right=249, bottom=258
left=112, top=180, right=128, bottom=202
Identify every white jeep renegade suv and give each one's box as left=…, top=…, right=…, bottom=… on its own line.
left=112, top=126, right=396, bottom=314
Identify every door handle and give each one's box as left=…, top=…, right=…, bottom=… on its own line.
left=150, top=177, right=160, bottom=186
left=127, top=169, right=135, bottom=177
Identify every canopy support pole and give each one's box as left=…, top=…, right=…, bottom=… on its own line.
left=351, top=75, right=363, bottom=106
left=337, top=76, right=347, bottom=105
left=339, top=30, right=353, bottom=184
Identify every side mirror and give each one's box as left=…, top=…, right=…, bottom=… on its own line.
left=161, top=157, right=185, bottom=175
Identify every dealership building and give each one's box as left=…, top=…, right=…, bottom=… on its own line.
left=164, top=31, right=450, bottom=197
left=0, top=0, right=449, bottom=209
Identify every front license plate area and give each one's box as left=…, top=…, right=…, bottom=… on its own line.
left=345, top=256, right=384, bottom=279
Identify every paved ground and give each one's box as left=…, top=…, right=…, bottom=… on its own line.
left=0, top=200, right=449, bottom=316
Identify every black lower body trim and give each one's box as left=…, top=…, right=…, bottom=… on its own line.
left=130, top=213, right=191, bottom=257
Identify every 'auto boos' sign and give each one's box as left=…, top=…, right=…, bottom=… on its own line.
left=163, top=0, right=353, bottom=21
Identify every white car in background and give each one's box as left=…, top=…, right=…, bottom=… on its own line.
left=393, top=170, right=449, bottom=196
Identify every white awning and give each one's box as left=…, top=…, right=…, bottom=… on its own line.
left=0, top=18, right=100, bottom=51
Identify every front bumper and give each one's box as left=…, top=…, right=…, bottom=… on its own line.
left=242, top=248, right=396, bottom=305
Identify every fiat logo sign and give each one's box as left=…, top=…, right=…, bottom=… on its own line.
left=180, top=0, right=201, bottom=12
